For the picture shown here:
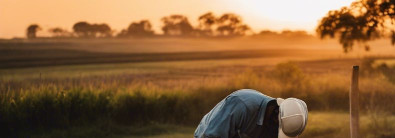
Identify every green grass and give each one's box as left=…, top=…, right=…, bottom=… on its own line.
left=28, top=123, right=195, bottom=138
left=304, top=112, right=395, bottom=138
left=21, top=112, right=395, bottom=138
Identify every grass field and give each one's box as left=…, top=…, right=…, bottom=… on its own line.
left=24, top=112, right=395, bottom=138
left=1, top=38, right=395, bottom=137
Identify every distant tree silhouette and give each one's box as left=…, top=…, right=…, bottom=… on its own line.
left=73, top=22, right=91, bottom=37
left=26, top=24, right=41, bottom=39
left=317, top=0, right=395, bottom=52
left=257, top=30, right=279, bottom=36
left=197, top=12, right=217, bottom=36
left=281, top=30, right=311, bottom=37
left=254, top=30, right=313, bottom=39
left=216, top=13, right=251, bottom=37
left=161, top=15, right=194, bottom=36
left=73, top=22, right=112, bottom=38
left=49, top=27, right=71, bottom=37
left=118, top=20, right=154, bottom=37
left=91, top=24, right=112, bottom=37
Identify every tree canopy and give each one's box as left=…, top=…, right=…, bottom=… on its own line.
left=317, top=0, right=395, bottom=52
left=118, top=20, right=154, bottom=37
left=73, top=22, right=112, bottom=38
left=26, top=24, right=41, bottom=39
left=216, top=13, right=251, bottom=37
left=197, top=12, right=217, bottom=36
left=48, top=27, right=71, bottom=37
left=161, top=15, right=194, bottom=36
left=195, top=12, right=251, bottom=37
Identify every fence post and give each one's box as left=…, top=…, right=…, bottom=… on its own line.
left=350, top=66, right=359, bottom=138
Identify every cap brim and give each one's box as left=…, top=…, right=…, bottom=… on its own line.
left=279, top=128, right=296, bottom=138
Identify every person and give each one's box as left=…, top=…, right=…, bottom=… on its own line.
left=194, top=89, right=308, bottom=138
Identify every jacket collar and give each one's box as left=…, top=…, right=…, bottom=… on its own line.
left=256, top=96, right=275, bottom=125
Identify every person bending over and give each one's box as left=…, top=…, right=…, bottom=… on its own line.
left=194, top=89, right=308, bottom=138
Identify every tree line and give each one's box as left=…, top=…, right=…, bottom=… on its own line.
left=26, top=0, right=394, bottom=53
left=26, top=12, right=257, bottom=39
left=27, top=12, right=313, bottom=39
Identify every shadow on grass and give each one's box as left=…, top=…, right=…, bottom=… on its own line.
left=27, top=123, right=195, bottom=138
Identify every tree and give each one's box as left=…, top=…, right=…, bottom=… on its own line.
left=26, top=24, right=41, bottom=39
left=281, top=30, right=311, bottom=38
left=118, top=20, right=154, bottom=37
left=257, top=30, right=279, bottom=36
left=161, top=15, right=194, bottom=36
left=49, top=27, right=71, bottom=37
left=73, top=22, right=112, bottom=38
left=216, top=13, right=251, bottom=37
left=197, top=12, right=217, bottom=36
left=73, top=21, right=91, bottom=37
left=92, top=24, right=112, bottom=37
left=317, top=0, right=395, bottom=53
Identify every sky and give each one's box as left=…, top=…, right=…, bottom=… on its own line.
left=0, top=0, right=355, bottom=38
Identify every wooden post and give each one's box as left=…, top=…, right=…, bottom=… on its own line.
left=350, top=66, right=359, bottom=138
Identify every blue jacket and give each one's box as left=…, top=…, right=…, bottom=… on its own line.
left=194, top=89, right=276, bottom=138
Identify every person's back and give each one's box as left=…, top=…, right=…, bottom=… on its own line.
left=194, top=89, right=279, bottom=138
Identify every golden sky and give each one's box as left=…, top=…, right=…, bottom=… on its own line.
left=0, top=0, right=355, bottom=38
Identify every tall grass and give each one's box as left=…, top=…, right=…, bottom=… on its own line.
left=1, top=61, right=394, bottom=137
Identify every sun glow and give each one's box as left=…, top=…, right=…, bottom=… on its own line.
left=0, top=0, right=357, bottom=38
left=227, top=0, right=356, bottom=32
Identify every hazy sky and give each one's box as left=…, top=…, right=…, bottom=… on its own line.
left=0, top=0, right=355, bottom=38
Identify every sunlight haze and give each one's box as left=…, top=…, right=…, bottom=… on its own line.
left=2, top=0, right=395, bottom=137
left=0, top=0, right=355, bottom=38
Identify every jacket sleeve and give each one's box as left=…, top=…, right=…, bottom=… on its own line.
left=196, top=96, right=248, bottom=138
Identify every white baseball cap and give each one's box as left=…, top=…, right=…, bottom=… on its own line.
left=276, top=98, right=308, bottom=138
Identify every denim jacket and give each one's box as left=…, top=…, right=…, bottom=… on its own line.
left=194, top=89, right=276, bottom=138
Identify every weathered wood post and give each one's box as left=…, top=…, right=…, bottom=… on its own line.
left=350, top=66, right=359, bottom=138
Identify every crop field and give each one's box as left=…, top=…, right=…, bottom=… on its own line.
left=28, top=112, right=394, bottom=138
left=1, top=38, right=395, bottom=137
